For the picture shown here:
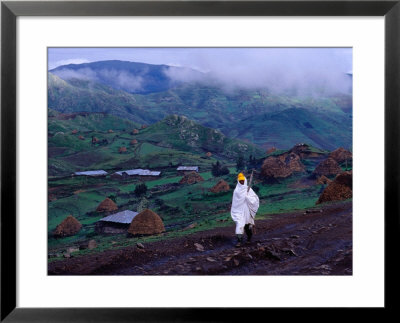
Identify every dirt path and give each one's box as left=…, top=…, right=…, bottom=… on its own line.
left=48, top=200, right=352, bottom=275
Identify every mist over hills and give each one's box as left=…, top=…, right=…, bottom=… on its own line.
left=48, top=60, right=352, bottom=151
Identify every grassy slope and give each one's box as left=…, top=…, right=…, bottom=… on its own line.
left=49, top=73, right=352, bottom=151
left=48, top=111, right=264, bottom=176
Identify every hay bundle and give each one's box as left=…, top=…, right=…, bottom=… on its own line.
left=209, top=179, right=230, bottom=193
left=329, top=147, right=352, bottom=164
left=261, top=153, right=304, bottom=179
left=132, top=129, right=139, bottom=134
left=128, top=209, right=165, bottom=236
left=96, top=198, right=118, bottom=213
left=54, top=215, right=82, bottom=237
left=316, top=175, right=332, bottom=185
left=78, top=135, right=85, bottom=140
left=279, top=152, right=305, bottom=173
left=313, top=158, right=341, bottom=177
left=130, top=139, right=138, bottom=145
left=141, top=124, right=147, bottom=129
left=119, top=147, right=127, bottom=154
left=71, top=129, right=78, bottom=134
left=206, top=152, right=212, bottom=157
left=179, top=171, right=204, bottom=184
left=261, top=156, right=292, bottom=179
left=317, top=171, right=352, bottom=204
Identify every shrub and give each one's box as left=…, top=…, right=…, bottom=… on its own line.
left=134, top=183, right=148, bottom=197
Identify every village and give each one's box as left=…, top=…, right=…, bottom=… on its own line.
left=48, top=143, right=352, bottom=267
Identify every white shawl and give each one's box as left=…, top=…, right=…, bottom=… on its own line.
left=230, top=177, right=260, bottom=226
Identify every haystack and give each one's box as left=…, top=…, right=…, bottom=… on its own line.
left=130, top=139, right=138, bottom=145
left=317, top=171, right=352, bottom=204
left=329, top=147, right=352, bottom=164
left=316, top=175, right=332, bottom=185
left=261, top=157, right=292, bottom=179
left=96, top=198, right=118, bottom=213
left=209, top=179, right=230, bottom=193
left=132, top=129, right=139, bottom=134
left=119, top=147, right=127, bottom=154
left=313, top=158, right=341, bottom=177
left=127, top=209, right=165, bottom=236
left=206, top=152, right=212, bottom=157
left=141, top=124, right=147, bottom=129
left=54, top=215, right=82, bottom=237
left=261, top=153, right=304, bottom=179
left=278, top=153, right=305, bottom=173
left=71, top=129, right=78, bottom=134
left=108, top=129, right=114, bottom=133
left=78, top=135, right=85, bottom=140
left=179, top=171, right=204, bottom=184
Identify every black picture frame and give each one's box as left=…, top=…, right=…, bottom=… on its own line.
left=1, top=0, right=399, bottom=321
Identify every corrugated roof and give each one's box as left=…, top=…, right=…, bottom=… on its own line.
left=177, top=166, right=199, bottom=171
left=114, top=169, right=161, bottom=176
left=99, top=210, right=139, bottom=224
left=74, top=170, right=108, bottom=176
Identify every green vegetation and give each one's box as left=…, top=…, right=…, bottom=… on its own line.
left=47, top=71, right=352, bottom=259
left=48, top=72, right=352, bottom=151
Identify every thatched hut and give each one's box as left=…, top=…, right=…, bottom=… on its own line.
left=96, top=198, right=118, bottom=213
left=54, top=215, right=82, bottom=237
left=127, top=209, right=165, bottom=236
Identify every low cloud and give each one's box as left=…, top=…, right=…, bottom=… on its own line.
left=52, top=67, right=144, bottom=93
left=163, top=48, right=352, bottom=96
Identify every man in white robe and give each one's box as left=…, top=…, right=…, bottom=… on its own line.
left=231, top=172, right=260, bottom=247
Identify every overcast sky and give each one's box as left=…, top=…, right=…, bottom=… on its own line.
left=48, top=47, right=352, bottom=94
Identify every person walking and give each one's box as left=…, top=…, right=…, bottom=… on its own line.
left=231, top=172, right=260, bottom=247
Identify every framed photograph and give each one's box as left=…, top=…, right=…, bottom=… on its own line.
left=1, top=0, right=399, bottom=321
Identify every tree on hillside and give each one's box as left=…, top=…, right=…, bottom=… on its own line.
left=134, top=183, right=148, bottom=197
left=247, top=155, right=257, bottom=169
left=236, top=155, right=245, bottom=172
left=212, top=161, right=230, bottom=177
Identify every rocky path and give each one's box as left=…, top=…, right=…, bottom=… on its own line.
left=48, top=200, right=352, bottom=275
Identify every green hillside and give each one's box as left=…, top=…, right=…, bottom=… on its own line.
left=48, top=111, right=262, bottom=176
left=134, top=115, right=264, bottom=159
left=48, top=73, right=352, bottom=151
left=228, top=108, right=352, bottom=150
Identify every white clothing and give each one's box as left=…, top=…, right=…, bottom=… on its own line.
left=230, top=177, right=260, bottom=235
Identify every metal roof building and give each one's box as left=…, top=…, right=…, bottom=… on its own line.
left=99, top=210, right=139, bottom=224
left=177, top=166, right=199, bottom=172
left=114, top=169, right=161, bottom=176
left=74, top=170, right=108, bottom=176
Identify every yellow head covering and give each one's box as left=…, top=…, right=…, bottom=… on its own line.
left=237, top=173, right=245, bottom=181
